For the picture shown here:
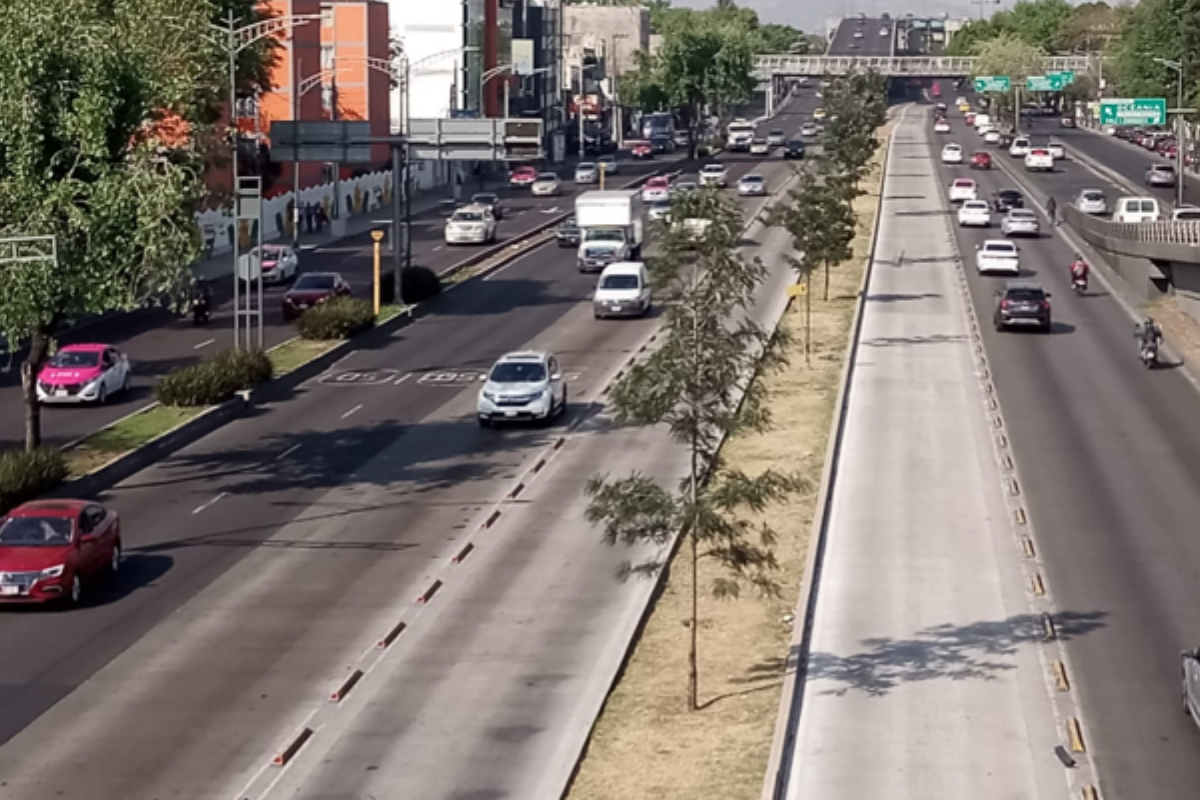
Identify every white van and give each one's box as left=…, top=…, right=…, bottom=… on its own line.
left=593, top=261, right=651, bottom=319
left=1113, top=196, right=1162, bottom=223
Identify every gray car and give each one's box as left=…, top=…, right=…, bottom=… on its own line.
left=1146, top=163, right=1177, bottom=187
left=1075, top=189, right=1108, bottom=215
left=1001, top=209, right=1041, bottom=237
left=574, top=162, right=598, bottom=183
left=737, top=173, right=767, bottom=196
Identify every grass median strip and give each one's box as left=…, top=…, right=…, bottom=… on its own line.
left=267, top=337, right=342, bottom=376
left=65, top=404, right=205, bottom=477
left=565, top=125, right=891, bottom=800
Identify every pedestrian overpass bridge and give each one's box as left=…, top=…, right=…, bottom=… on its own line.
left=752, top=54, right=1092, bottom=80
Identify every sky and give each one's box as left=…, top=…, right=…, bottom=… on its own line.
left=670, top=0, right=999, bottom=37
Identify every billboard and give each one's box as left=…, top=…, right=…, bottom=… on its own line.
left=511, top=39, right=535, bottom=75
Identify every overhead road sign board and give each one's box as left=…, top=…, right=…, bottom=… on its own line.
left=1099, top=98, right=1167, bottom=126
left=270, top=121, right=373, bottom=163
left=1056, top=70, right=1076, bottom=84
left=406, top=118, right=544, bottom=161
left=1026, top=74, right=1067, bottom=92
left=973, top=76, right=1011, bottom=92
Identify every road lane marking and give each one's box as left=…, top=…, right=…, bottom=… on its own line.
left=193, top=338, right=216, bottom=350
left=432, top=245, right=443, bottom=252
left=192, top=492, right=227, bottom=515
left=279, top=444, right=302, bottom=459
left=394, top=372, right=413, bottom=385
left=341, top=404, right=362, bottom=419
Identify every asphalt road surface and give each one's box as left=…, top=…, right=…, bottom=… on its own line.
left=0, top=94, right=821, bottom=800
left=827, top=16, right=895, bottom=57
left=932, top=100, right=1200, bottom=800
left=783, top=105, right=1069, bottom=800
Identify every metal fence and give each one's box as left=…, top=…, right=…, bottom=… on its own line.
left=1064, top=204, right=1200, bottom=264
left=752, top=54, right=1092, bottom=79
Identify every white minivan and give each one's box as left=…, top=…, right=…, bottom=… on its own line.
left=593, top=261, right=652, bottom=319
left=1113, top=196, right=1162, bottom=223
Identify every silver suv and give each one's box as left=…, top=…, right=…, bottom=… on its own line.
left=477, top=351, right=568, bottom=427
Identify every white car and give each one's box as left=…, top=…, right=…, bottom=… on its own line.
left=957, top=200, right=991, bottom=227
left=975, top=240, right=1021, bottom=275
left=1075, top=189, right=1108, bottom=215
left=750, top=138, right=770, bottom=155
left=1047, top=140, right=1066, bottom=160
left=766, top=130, right=786, bottom=146
left=737, top=173, right=767, bottom=196
left=941, top=144, right=964, bottom=164
left=598, top=155, right=618, bottom=174
left=699, top=163, right=728, bottom=188
left=853, top=29, right=864, bottom=38
left=244, top=244, right=299, bottom=284
left=1001, top=209, right=1041, bottom=237
left=444, top=204, right=497, bottom=245
left=799, top=123, right=819, bottom=137
left=477, top=351, right=567, bottom=427
left=934, top=119, right=951, bottom=134
left=1024, top=148, right=1054, bottom=172
left=983, top=129, right=1001, bottom=144
left=1008, top=137, right=1031, bottom=157
left=574, top=162, right=599, bottom=183
left=531, top=173, right=562, bottom=196
left=948, top=178, right=978, bottom=203
left=641, top=177, right=671, bottom=202
left=880, top=26, right=889, bottom=35
left=1173, top=205, right=1200, bottom=221
left=647, top=199, right=672, bottom=221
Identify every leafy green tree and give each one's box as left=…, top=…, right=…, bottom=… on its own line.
left=754, top=22, right=805, bottom=52
left=586, top=188, right=802, bottom=711
left=1108, top=0, right=1200, bottom=104
left=0, top=0, right=221, bottom=450
left=820, top=71, right=887, bottom=193
left=771, top=163, right=855, bottom=310
left=946, top=0, right=1075, bottom=54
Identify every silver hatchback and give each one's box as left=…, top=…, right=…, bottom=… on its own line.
left=1075, top=189, right=1107, bottom=215
left=1146, top=163, right=1177, bottom=187
left=575, top=162, right=598, bottom=183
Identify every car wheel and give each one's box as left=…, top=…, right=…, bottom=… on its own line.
left=122, top=372, right=131, bottom=394
left=66, top=573, right=83, bottom=607
left=109, top=543, right=122, bottom=574
left=97, top=383, right=108, bottom=405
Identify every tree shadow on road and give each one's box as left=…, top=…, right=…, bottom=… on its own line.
left=805, top=610, right=1107, bottom=697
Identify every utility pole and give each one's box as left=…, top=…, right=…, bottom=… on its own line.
left=292, top=57, right=302, bottom=249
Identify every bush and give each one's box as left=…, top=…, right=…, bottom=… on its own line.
left=155, top=348, right=274, bottom=407
left=295, top=297, right=376, bottom=340
left=0, top=448, right=69, bottom=514
left=380, top=265, right=443, bottom=305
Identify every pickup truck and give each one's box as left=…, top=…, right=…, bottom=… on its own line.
left=1024, top=148, right=1054, bottom=172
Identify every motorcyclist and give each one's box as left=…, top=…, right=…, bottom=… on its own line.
left=1137, top=316, right=1163, bottom=350
left=1070, top=254, right=1089, bottom=281
left=190, top=277, right=212, bottom=321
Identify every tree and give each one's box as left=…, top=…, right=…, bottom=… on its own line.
left=771, top=163, right=855, bottom=311
left=1108, top=0, right=1200, bottom=105
left=586, top=188, right=802, bottom=711
left=946, top=0, right=1076, bottom=55
left=0, top=0, right=220, bottom=450
left=820, top=71, right=887, bottom=193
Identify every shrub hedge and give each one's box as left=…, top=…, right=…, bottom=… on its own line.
left=0, top=447, right=69, bottom=514
left=155, top=348, right=273, bottom=407
left=296, top=297, right=377, bottom=340
left=380, top=265, right=443, bottom=305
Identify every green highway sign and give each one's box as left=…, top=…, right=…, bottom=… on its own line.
left=973, top=76, right=1011, bottom=92
left=1099, top=97, right=1168, bottom=126
left=1056, top=70, right=1076, bottom=84
left=1026, top=74, right=1067, bottom=92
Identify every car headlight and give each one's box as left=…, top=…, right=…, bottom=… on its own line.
left=482, top=390, right=497, bottom=402
left=40, top=565, right=65, bottom=579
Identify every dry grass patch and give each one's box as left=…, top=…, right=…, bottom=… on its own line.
left=1143, top=295, right=1200, bottom=368
left=566, top=123, right=894, bottom=800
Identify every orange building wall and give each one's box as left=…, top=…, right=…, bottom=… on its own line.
left=319, top=0, right=392, bottom=169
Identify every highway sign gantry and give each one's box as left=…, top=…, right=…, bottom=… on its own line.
left=1099, top=98, right=1168, bottom=126
left=974, top=76, right=1011, bottom=93
left=1026, top=74, right=1067, bottom=92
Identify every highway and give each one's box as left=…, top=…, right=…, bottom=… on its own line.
left=0, top=142, right=693, bottom=451
left=827, top=15, right=895, bottom=57
left=0, top=93, right=820, bottom=799
left=782, top=105, right=1070, bottom=800
left=931, top=100, right=1200, bottom=799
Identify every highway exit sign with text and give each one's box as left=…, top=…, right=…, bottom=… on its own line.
left=1099, top=98, right=1167, bottom=126
left=973, top=76, right=1011, bottom=92
left=1026, top=74, right=1065, bottom=92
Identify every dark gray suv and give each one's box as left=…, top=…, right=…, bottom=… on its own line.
left=994, top=281, right=1051, bottom=333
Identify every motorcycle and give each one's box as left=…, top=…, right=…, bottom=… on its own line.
left=191, top=293, right=211, bottom=325
left=1072, top=273, right=1088, bottom=295
left=1140, top=340, right=1159, bottom=368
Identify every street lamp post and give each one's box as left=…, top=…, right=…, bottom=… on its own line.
left=212, top=9, right=324, bottom=350
left=1154, top=57, right=1186, bottom=207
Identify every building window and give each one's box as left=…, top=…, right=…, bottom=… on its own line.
left=321, top=45, right=335, bottom=71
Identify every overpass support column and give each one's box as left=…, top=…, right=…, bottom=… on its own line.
left=765, top=77, right=774, bottom=119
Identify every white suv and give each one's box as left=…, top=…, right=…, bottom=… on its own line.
left=477, top=351, right=568, bottom=427
left=444, top=204, right=496, bottom=245
left=699, top=163, right=728, bottom=187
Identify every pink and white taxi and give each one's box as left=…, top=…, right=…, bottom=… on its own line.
left=641, top=176, right=671, bottom=203
left=37, top=344, right=132, bottom=405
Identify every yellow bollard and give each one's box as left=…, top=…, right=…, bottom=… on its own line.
left=371, top=230, right=384, bottom=314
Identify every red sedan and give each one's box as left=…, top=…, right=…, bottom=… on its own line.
left=0, top=500, right=122, bottom=606
left=508, top=165, right=538, bottom=187
left=971, top=151, right=993, bottom=170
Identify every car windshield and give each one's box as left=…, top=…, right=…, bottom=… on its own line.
left=954, top=180, right=974, bottom=188
left=1176, top=210, right=1200, bottom=219
left=490, top=362, right=547, bottom=383
left=561, top=217, right=578, bottom=228
left=294, top=275, right=335, bottom=290
left=742, top=175, right=764, bottom=183
left=588, top=230, right=625, bottom=243
left=702, top=165, right=724, bottom=173
left=253, top=246, right=284, bottom=258
left=650, top=200, right=671, bottom=209
left=999, top=191, right=1021, bottom=199
left=1082, top=191, right=1104, bottom=201
left=964, top=202, right=987, bottom=210
left=1010, top=210, right=1036, bottom=219
left=985, top=243, right=1016, bottom=253
left=1154, top=165, right=1176, bottom=173
left=770, top=130, right=783, bottom=137
left=537, top=174, right=558, bottom=182
left=0, top=515, right=73, bottom=547
left=1006, top=288, right=1045, bottom=302
left=48, top=350, right=100, bottom=368
left=601, top=274, right=640, bottom=290
left=473, top=194, right=496, bottom=204
left=788, top=140, right=804, bottom=147
left=577, top=163, right=596, bottom=171
left=453, top=211, right=484, bottom=222
left=648, top=179, right=668, bottom=187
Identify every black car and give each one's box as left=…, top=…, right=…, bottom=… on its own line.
left=783, top=140, right=806, bottom=159
left=997, top=133, right=1015, bottom=149
left=994, top=281, right=1051, bottom=333
left=650, top=135, right=674, bottom=154
left=556, top=216, right=581, bottom=248
left=992, top=189, right=1024, bottom=212
left=471, top=192, right=503, bottom=220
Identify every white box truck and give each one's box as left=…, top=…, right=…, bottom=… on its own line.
left=575, top=189, right=645, bottom=273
